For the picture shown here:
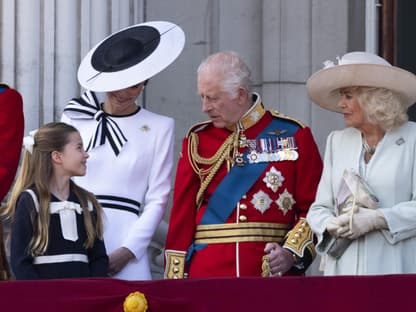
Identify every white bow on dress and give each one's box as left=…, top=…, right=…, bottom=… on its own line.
left=50, top=201, right=83, bottom=242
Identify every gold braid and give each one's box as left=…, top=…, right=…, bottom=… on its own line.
left=188, top=131, right=238, bottom=209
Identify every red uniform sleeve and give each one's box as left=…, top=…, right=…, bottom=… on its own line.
left=282, top=126, right=322, bottom=271
left=165, top=138, right=199, bottom=253
left=294, top=126, right=323, bottom=220
left=164, top=137, right=201, bottom=278
left=0, top=86, right=24, bottom=201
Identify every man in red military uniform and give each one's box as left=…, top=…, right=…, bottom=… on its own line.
left=165, top=51, right=322, bottom=278
left=0, top=83, right=24, bottom=280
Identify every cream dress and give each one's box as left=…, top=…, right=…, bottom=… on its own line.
left=307, top=122, right=416, bottom=275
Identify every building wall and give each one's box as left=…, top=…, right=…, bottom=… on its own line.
left=0, top=0, right=365, bottom=277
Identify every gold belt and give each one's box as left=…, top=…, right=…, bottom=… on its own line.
left=194, top=222, right=291, bottom=244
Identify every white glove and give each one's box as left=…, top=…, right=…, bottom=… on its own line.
left=337, top=208, right=387, bottom=239
left=326, top=217, right=342, bottom=237
left=329, top=202, right=360, bottom=237
left=339, top=201, right=359, bottom=215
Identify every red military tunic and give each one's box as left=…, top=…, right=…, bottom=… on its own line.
left=165, top=94, right=322, bottom=278
left=0, top=84, right=24, bottom=201
left=0, top=83, right=24, bottom=280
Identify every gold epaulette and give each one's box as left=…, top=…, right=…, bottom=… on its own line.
left=283, top=218, right=316, bottom=259
left=164, top=250, right=186, bottom=279
left=270, top=110, right=306, bottom=128
left=186, top=120, right=212, bottom=138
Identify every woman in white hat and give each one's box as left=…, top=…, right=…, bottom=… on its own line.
left=306, top=51, right=416, bottom=275
left=61, top=21, right=185, bottom=280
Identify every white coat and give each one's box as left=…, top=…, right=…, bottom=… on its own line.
left=307, top=121, right=416, bottom=275
left=62, top=106, right=174, bottom=280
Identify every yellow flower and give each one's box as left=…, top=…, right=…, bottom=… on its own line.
left=123, top=291, right=148, bottom=312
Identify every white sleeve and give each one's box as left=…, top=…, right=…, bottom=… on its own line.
left=306, top=131, right=337, bottom=254
left=122, top=117, right=175, bottom=260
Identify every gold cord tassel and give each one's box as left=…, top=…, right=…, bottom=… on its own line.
left=188, top=131, right=239, bottom=209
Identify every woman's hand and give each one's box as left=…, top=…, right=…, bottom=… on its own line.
left=337, top=208, right=387, bottom=239
left=326, top=216, right=342, bottom=237
left=108, top=247, right=135, bottom=276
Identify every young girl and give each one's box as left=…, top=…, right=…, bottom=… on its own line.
left=2, top=122, right=108, bottom=279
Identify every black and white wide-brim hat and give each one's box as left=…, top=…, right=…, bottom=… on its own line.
left=78, top=21, right=185, bottom=92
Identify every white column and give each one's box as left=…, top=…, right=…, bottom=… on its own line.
left=1, top=0, right=17, bottom=85
left=90, top=0, right=110, bottom=46
left=218, top=0, right=262, bottom=86
left=41, top=0, right=56, bottom=123
left=365, top=0, right=381, bottom=53
left=16, top=0, right=41, bottom=130
left=54, top=0, right=79, bottom=118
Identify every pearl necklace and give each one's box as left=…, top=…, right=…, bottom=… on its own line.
left=362, top=140, right=376, bottom=155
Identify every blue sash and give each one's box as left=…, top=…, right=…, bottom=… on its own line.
left=200, top=118, right=298, bottom=225
left=186, top=117, right=299, bottom=260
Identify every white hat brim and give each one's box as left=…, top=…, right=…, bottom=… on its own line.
left=78, top=21, right=185, bottom=92
left=307, top=64, right=416, bottom=113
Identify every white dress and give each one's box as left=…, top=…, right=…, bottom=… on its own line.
left=307, top=122, right=416, bottom=275
left=62, top=91, right=174, bottom=280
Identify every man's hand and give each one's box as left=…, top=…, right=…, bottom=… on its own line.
left=263, top=243, right=295, bottom=277
left=108, top=247, right=135, bottom=276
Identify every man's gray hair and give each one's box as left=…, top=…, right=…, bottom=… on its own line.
left=197, top=51, right=252, bottom=98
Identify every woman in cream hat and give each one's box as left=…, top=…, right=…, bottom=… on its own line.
left=61, top=21, right=185, bottom=280
left=306, top=51, right=416, bottom=275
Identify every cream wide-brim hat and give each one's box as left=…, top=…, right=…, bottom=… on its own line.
left=306, top=51, right=416, bottom=113
left=78, top=21, right=185, bottom=92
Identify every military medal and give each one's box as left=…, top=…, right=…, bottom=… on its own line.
left=276, top=188, right=296, bottom=215
left=248, top=150, right=259, bottom=162
left=263, top=166, right=284, bottom=192
left=251, top=190, right=272, bottom=214
left=246, top=135, right=298, bottom=163
left=290, top=149, right=299, bottom=160
left=235, top=152, right=245, bottom=166
left=239, top=133, right=248, bottom=148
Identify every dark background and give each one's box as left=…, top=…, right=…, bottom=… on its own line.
left=396, top=0, right=416, bottom=120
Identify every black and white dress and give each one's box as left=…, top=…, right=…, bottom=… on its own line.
left=10, top=188, right=108, bottom=280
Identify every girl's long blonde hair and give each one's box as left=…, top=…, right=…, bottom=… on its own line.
left=2, top=122, right=104, bottom=256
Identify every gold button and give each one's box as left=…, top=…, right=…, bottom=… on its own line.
left=239, top=203, right=247, bottom=210
left=291, top=238, right=298, bottom=244
left=239, top=215, right=247, bottom=222
left=173, top=258, right=180, bottom=265
left=294, top=233, right=301, bottom=238
left=242, top=195, right=247, bottom=199
left=173, top=267, right=179, bottom=273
